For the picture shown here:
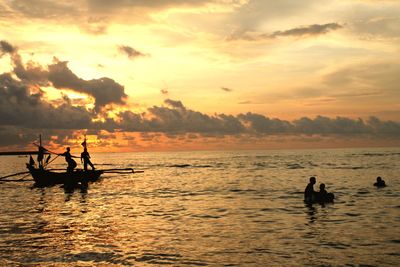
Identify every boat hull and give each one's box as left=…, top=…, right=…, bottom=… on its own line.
left=27, top=165, right=103, bottom=187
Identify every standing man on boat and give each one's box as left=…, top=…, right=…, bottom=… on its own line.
left=81, top=147, right=95, bottom=171
left=61, top=147, right=77, bottom=173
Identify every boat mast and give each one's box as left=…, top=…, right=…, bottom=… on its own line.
left=38, top=134, right=43, bottom=168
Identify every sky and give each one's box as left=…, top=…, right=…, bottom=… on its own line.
left=0, top=0, right=400, bottom=152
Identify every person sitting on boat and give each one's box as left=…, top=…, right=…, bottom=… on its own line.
left=81, top=147, right=95, bottom=171
left=315, top=183, right=334, bottom=203
left=60, top=147, right=77, bottom=173
left=374, top=176, right=386, bottom=188
left=304, top=176, right=316, bottom=203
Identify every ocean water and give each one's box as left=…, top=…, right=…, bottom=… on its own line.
left=0, top=148, right=399, bottom=266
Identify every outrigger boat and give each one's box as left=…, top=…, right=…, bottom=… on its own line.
left=26, top=164, right=104, bottom=187
left=0, top=135, right=143, bottom=187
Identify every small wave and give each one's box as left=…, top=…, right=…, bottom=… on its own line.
left=359, top=152, right=400, bottom=157
left=191, top=214, right=221, bottom=219
left=167, top=164, right=213, bottom=168
left=287, top=163, right=304, bottom=169
left=135, top=252, right=184, bottom=265
left=229, top=189, right=258, bottom=194
left=332, top=166, right=366, bottom=170
left=260, top=208, right=274, bottom=212
left=169, top=164, right=191, bottom=168
left=345, top=213, right=361, bottom=217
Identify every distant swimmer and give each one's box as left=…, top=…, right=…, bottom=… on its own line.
left=374, top=176, right=386, bottom=188
left=304, top=176, right=316, bottom=203
left=316, top=183, right=334, bottom=203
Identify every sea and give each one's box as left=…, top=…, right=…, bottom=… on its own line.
left=0, top=147, right=399, bottom=266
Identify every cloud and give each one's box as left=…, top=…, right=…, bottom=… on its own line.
left=338, top=1, right=400, bottom=39
left=229, top=23, right=343, bottom=41
left=228, top=0, right=322, bottom=36
left=47, top=59, right=127, bottom=110
left=117, top=99, right=246, bottom=134
left=0, top=40, right=16, bottom=55
left=0, top=73, right=94, bottom=129
left=114, top=99, right=400, bottom=137
left=221, top=87, right=233, bottom=92
left=238, top=113, right=293, bottom=134
left=164, top=99, right=185, bottom=109
left=87, top=0, right=214, bottom=13
left=292, top=116, right=370, bottom=135
left=9, top=0, right=79, bottom=19
left=324, top=61, right=400, bottom=97
left=352, top=17, right=400, bottom=38
left=7, top=44, right=128, bottom=111
left=270, top=23, right=342, bottom=38
left=118, top=45, right=148, bottom=59
left=1, top=40, right=400, bottom=149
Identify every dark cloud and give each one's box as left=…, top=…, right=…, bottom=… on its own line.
left=9, top=48, right=128, bottom=111
left=0, top=40, right=16, bottom=55
left=238, top=113, right=293, bottom=134
left=270, top=23, right=343, bottom=38
left=118, top=45, right=148, bottom=59
left=47, top=59, right=127, bottom=110
left=293, top=116, right=370, bottom=135
left=117, top=99, right=245, bottom=134
left=164, top=99, right=185, bottom=109
left=221, top=87, right=233, bottom=92
left=0, top=73, right=94, bottom=129
left=114, top=99, right=400, bottom=137
left=367, top=116, right=400, bottom=136
left=229, top=23, right=343, bottom=41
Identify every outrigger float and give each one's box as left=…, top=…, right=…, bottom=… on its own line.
left=0, top=136, right=143, bottom=187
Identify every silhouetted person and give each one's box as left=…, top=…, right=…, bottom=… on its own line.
left=81, top=148, right=95, bottom=171
left=374, top=176, right=386, bottom=188
left=317, top=183, right=327, bottom=200
left=61, top=147, right=77, bottom=173
left=37, top=145, right=45, bottom=169
left=316, top=183, right=334, bottom=203
left=304, top=176, right=316, bottom=203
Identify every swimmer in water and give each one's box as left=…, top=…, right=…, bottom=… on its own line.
left=374, top=176, right=386, bottom=188
left=304, top=176, right=316, bottom=203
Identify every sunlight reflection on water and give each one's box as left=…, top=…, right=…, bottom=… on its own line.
left=0, top=148, right=399, bottom=266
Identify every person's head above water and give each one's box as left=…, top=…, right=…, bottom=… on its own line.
left=320, top=183, right=325, bottom=190
left=309, top=177, right=316, bottom=184
left=376, top=176, right=382, bottom=182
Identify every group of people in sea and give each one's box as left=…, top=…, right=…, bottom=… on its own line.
left=304, top=176, right=334, bottom=204
left=304, top=176, right=387, bottom=204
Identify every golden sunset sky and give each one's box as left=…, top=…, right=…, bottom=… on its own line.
left=0, top=0, right=399, bottom=151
